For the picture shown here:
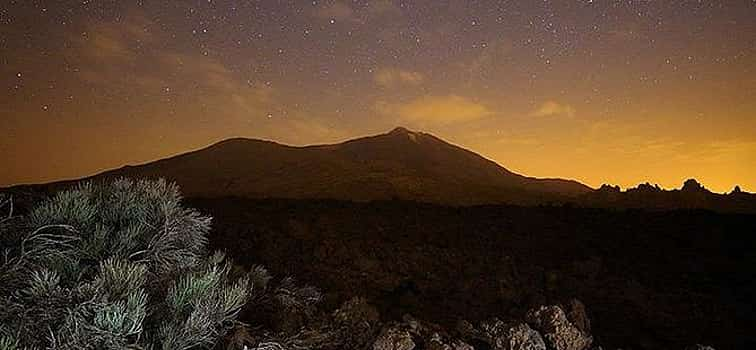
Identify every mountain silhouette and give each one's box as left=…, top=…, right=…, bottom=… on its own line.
left=6, top=127, right=753, bottom=212
left=38, top=127, right=591, bottom=205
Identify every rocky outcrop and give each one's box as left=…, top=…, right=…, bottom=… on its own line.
left=681, top=179, right=706, bottom=193
left=526, top=305, right=592, bottom=350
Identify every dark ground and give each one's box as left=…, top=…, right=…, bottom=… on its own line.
left=189, top=198, right=756, bottom=350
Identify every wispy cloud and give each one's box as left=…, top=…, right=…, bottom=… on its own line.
left=377, top=94, right=491, bottom=126
left=531, top=101, right=576, bottom=118
left=77, top=15, right=153, bottom=63
left=374, top=68, right=424, bottom=87
left=72, top=14, right=273, bottom=114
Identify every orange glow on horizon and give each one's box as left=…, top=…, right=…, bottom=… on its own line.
left=1, top=2, right=754, bottom=193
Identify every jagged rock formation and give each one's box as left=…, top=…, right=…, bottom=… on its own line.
left=681, top=179, right=706, bottom=193
left=582, top=179, right=756, bottom=213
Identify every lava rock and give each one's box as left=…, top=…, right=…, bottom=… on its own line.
left=333, top=297, right=382, bottom=349
left=373, top=326, right=415, bottom=350
left=526, top=305, right=592, bottom=350
left=465, top=318, right=546, bottom=350
left=427, top=333, right=474, bottom=350
left=497, top=323, right=547, bottom=350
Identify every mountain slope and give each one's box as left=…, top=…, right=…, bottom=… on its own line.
left=63, top=127, right=590, bottom=205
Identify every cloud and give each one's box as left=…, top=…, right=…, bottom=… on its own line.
left=374, top=68, right=424, bottom=87
left=88, top=31, right=136, bottom=61
left=78, top=16, right=153, bottom=63
left=71, top=13, right=274, bottom=122
left=531, top=101, right=576, bottom=118
left=377, top=95, right=491, bottom=126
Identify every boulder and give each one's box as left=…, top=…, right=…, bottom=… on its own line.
left=526, top=305, right=592, bottom=350
left=468, top=318, right=546, bottom=350
left=373, top=326, right=415, bottom=350
left=497, top=323, right=547, bottom=350
left=333, top=297, right=381, bottom=350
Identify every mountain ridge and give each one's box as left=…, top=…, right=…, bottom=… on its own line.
left=4, top=127, right=754, bottom=212
left=12, top=127, right=590, bottom=205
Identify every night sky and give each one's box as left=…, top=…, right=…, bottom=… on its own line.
left=1, top=1, right=755, bottom=192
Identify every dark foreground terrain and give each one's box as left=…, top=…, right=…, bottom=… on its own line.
left=189, top=198, right=756, bottom=350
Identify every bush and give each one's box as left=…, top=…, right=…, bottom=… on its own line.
left=0, top=179, right=249, bottom=349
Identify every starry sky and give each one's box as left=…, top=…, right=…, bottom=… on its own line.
left=2, top=1, right=755, bottom=192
